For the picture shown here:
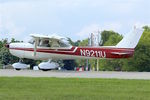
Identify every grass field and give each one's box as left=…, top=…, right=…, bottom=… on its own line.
left=0, top=77, right=150, bottom=100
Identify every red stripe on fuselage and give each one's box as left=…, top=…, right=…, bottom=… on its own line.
left=9, top=46, right=134, bottom=59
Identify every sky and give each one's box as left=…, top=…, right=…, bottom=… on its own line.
left=0, top=0, right=150, bottom=42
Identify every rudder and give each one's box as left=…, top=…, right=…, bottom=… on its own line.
left=116, top=27, right=144, bottom=48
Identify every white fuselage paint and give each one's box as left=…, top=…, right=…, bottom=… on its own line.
left=9, top=43, right=97, bottom=60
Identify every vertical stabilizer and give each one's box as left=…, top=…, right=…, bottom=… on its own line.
left=116, top=27, right=144, bottom=48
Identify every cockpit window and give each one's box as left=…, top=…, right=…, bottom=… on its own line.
left=50, top=40, right=60, bottom=47
left=28, top=39, right=35, bottom=44
left=58, top=39, right=71, bottom=47
left=39, top=39, right=50, bottom=47
left=29, top=38, right=71, bottom=48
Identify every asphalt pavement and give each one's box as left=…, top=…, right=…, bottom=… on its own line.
left=1, top=69, right=150, bottom=79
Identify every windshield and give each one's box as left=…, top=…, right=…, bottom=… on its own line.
left=28, top=39, right=35, bottom=44
left=59, top=39, right=71, bottom=47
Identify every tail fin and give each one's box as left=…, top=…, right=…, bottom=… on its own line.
left=116, top=27, right=144, bottom=48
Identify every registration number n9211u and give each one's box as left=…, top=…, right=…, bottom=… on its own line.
left=80, top=49, right=106, bottom=58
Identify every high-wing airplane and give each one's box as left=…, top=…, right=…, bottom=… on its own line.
left=5, top=27, right=144, bottom=70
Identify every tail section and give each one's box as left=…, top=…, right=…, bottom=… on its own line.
left=116, top=27, right=144, bottom=48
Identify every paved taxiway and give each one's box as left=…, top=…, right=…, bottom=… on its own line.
left=1, top=69, right=150, bottom=79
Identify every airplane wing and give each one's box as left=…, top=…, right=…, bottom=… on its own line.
left=30, top=34, right=65, bottom=40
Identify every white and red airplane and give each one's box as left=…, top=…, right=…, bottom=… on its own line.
left=6, top=27, right=143, bottom=70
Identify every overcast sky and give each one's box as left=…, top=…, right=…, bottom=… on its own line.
left=0, top=0, right=150, bottom=41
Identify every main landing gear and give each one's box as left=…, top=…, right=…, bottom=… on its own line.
left=38, top=60, right=59, bottom=71
left=12, top=59, right=59, bottom=71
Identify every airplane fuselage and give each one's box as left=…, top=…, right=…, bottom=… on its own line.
left=8, top=43, right=134, bottom=60
left=5, top=28, right=143, bottom=70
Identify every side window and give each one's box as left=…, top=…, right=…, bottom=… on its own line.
left=59, top=41, right=68, bottom=47
left=36, top=39, right=71, bottom=48
left=39, top=40, right=50, bottom=47
left=51, top=41, right=60, bottom=47
left=50, top=39, right=71, bottom=48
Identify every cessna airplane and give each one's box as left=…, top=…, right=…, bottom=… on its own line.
left=5, top=27, right=144, bottom=70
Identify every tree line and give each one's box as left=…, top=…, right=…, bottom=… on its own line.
left=0, top=26, right=150, bottom=71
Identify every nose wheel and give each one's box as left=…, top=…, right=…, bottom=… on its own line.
left=15, top=68, right=21, bottom=71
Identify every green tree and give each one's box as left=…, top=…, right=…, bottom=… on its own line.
left=99, top=30, right=123, bottom=71
left=63, top=60, right=77, bottom=70
left=79, top=39, right=88, bottom=46
left=101, top=30, right=123, bottom=46
left=0, top=39, right=19, bottom=67
left=100, top=26, right=150, bottom=72
left=0, top=38, right=34, bottom=69
left=122, top=26, right=150, bottom=71
left=67, top=37, right=75, bottom=46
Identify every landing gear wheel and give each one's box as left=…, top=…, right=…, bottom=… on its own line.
left=41, top=69, right=51, bottom=71
left=15, top=68, right=21, bottom=71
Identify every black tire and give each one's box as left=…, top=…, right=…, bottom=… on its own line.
left=15, top=68, right=21, bottom=71
left=41, top=69, right=51, bottom=71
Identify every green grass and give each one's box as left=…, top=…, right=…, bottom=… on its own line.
left=0, top=77, right=150, bottom=100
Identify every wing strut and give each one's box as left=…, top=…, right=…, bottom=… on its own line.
left=34, top=38, right=39, bottom=57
